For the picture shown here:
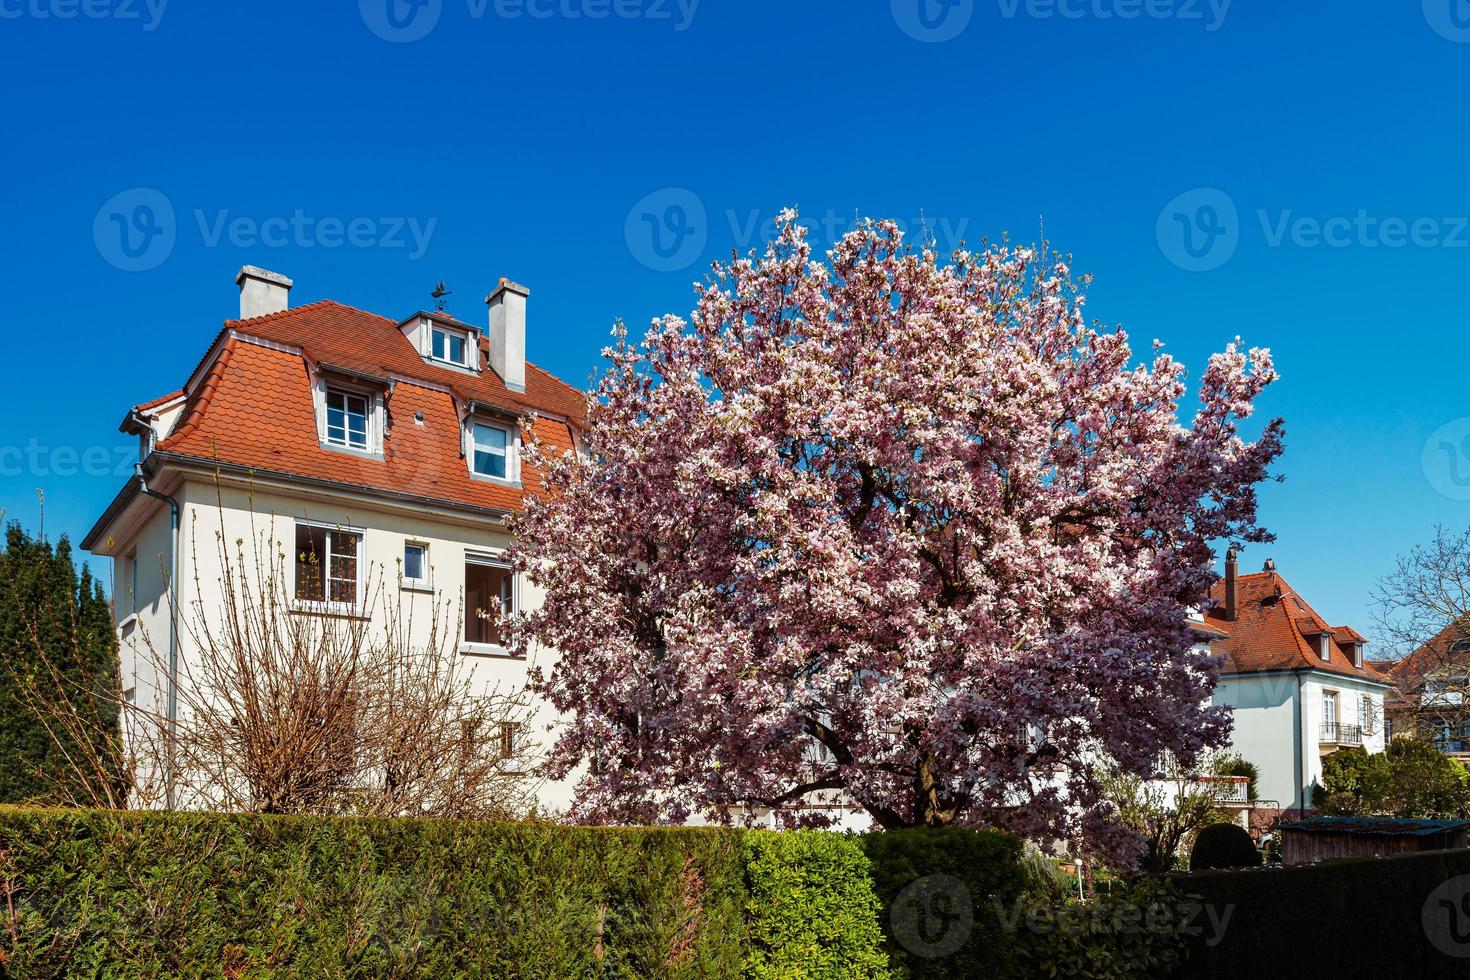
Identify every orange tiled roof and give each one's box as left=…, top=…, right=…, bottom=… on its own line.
left=139, top=299, right=584, bottom=514
left=1204, top=570, right=1387, bottom=682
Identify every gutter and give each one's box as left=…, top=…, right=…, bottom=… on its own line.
left=146, top=451, right=513, bottom=522
left=136, top=462, right=181, bottom=809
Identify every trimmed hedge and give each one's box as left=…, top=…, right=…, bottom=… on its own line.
left=1188, top=823, right=1260, bottom=871
left=0, top=808, right=881, bottom=978
left=743, top=831, right=891, bottom=979
left=1183, top=847, right=1470, bottom=980
left=861, top=827, right=1027, bottom=978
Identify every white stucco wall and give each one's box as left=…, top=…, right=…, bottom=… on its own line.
left=1216, top=671, right=1389, bottom=811
left=104, top=470, right=575, bottom=815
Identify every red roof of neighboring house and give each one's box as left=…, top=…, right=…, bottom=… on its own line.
left=1203, top=569, right=1387, bottom=682
left=1385, top=618, right=1470, bottom=702
left=119, top=299, right=585, bottom=518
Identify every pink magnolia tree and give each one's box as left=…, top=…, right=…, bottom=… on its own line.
left=509, top=211, right=1283, bottom=848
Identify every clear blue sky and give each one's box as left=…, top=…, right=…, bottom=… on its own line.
left=2, top=1, right=1468, bottom=649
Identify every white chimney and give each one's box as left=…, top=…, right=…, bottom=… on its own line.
left=486, top=278, right=528, bottom=392
left=236, top=266, right=292, bottom=320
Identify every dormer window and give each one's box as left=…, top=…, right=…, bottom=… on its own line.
left=432, top=325, right=471, bottom=367
left=1350, top=642, right=1364, bottom=668
left=471, top=422, right=510, bottom=479
left=325, top=389, right=369, bottom=450
left=314, top=372, right=385, bottom=456
left=1319, top=633, right=1332, bottom=661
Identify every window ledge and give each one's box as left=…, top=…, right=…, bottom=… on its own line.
left=459, top=642, right=522, bottom=659
left=320, top=442, right=385, bottom=461
left=400, top=580, right=434, bottom=594
left=468, top=471, right=522, bottom=489
left=424, top=356, right=479, bottom=375
left=291, top=601, right=370, bottom=621
left=118, top=613, right=138, bottom=634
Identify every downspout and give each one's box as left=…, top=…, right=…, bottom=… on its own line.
left=136, top=462, right=180, bottom=808
left=1295, top=670, right=1306, bottom=816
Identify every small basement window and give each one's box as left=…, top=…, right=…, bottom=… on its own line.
left=431, top=325, right=470, bottom=367
left=295, top=524, right=362, bottom=606
left=325, top=388, right=370, bottom=450
left=464, top=557, right=515, bottom=649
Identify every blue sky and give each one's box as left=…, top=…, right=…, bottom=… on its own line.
left=2, top=0, right=1468, bottom=648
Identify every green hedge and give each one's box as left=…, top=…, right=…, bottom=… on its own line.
left=1183, top=847, right=1470, bottom=980
left=861, top=827, right=1027, bottom=978
left=743, top=831, right=891, bottom=979
left=0, top=808, right=874, bottom=978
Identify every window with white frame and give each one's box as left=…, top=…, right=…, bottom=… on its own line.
left=1359, top=694, right=1374, bottom=734
left=1318, top=634, right=1332, bottom=661
left=1322, top=690, right=1338, bottom=726
left=464, top=556, right=514, bottom=648
left=431, top=325, right=470, bottom=367
left=470, top=421, right=512, bottom=480
left=324, top=388, right=370, bottom=450
left=402, top=542, right=429, bottom=588
left=123, top=550, right=138, bottom=617
left=295, top=523, right=362, bottom=606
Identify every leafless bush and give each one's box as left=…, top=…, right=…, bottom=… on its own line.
left=18, top=493, right=540, bottom=820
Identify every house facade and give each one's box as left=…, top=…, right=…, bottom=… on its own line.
left=81, top=266, right=585, bottom=812
left=1199, top=550, right=1391, bottom=824
left=1383, top=618, right=1470, bottom=762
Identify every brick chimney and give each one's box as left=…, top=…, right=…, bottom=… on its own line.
left=1224, top=547, right=1238, bottom=622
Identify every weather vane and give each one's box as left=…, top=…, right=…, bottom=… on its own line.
left=431, top=280, right=452, bottom=312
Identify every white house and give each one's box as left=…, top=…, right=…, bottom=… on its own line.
left=81, top=266, right=586, bottom=812
left=1197, top=550, right=1391, bottom=826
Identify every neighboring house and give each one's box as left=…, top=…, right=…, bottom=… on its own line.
left=1383, top=618, right=1470, bottom=762
left=1196, top=550, right=1391, bottom=824
left=81, top=266, right=585, bottom=811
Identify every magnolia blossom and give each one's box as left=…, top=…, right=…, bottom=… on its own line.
left=509, top=210, right=1283, bottom=849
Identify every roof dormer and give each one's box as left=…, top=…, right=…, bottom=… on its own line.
left=400, top=312, right=481, bottom=374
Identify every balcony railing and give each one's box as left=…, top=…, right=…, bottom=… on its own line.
left=1320, top=722, right=1364, bottom=746
left=1197, top=775, right=1251, bottom=804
